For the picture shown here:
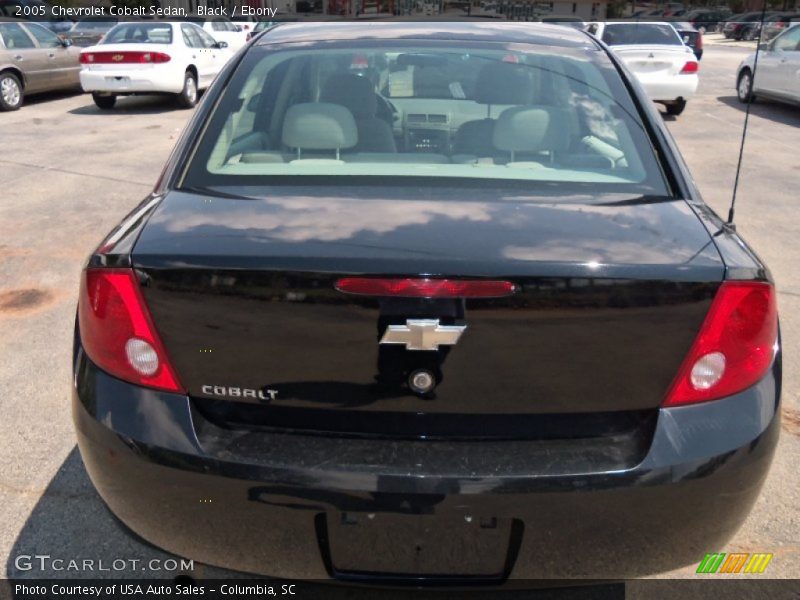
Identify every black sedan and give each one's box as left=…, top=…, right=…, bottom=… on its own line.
left=73, top=22, right=781, bottom=582
left=64, top=16, right=118, bottom=47
left=723, top=11, right=778, bottom=40
left=684, top=7, right=731, bottom=33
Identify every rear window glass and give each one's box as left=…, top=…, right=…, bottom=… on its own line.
left=182, top=41, right=670, bottom=196
left=602, top=24, right=682, bottom=46
left=103, top=23, right=173, bottom=45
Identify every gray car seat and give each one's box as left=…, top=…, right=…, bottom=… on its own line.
left=282, top=102, right=358, bottom=160
left=452, top=62, right=534, bottom=157
left=492, top=106, right=569, bottom=165
left=321, top=73, right=396, bottom=153
left=239, top=102, right=358, bottom=163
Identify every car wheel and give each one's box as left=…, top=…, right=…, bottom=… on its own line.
left=737, top=69, right=755, bottom=103
left=665, top=100, right=687, bottom=116
left=177, top=70, right=198, bottom=109
left=92, top=93, right=116, bottom=110
left=0, top=71, right=23, bottom=111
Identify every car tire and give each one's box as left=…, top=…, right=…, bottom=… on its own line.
left=737, top=69, right=755, bottom=103
left=92, top=93, right=116, bottom=110
left=665, top=100, right=687, bottom=116
left=0, top=71, right=23, bottom=111
left=176, top=70, right=198, bottom=109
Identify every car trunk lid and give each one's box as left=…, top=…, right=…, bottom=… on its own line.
left=611, top=45, right=693, bottom=77
left=129, top=188, right=723, bottom=438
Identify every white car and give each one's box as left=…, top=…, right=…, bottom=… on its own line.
left=187, top=16, right=248, bottom=52
left=737, top=24, right=800, bottom=106
left=79, top=21, right=232, bottom=110
left=586, top=21, right=699, bottom=116
left=231, top=15, right=259, bottom=36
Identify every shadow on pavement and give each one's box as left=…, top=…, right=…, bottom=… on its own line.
left=5, top=448, right=626, bottom=598
left=717, top=95, right=800, bottom=128
left=5, top=447, right=192, bottom=580
left=68, top=95, right=191, bottom=116
left=22, top=89, right=84, bottom=107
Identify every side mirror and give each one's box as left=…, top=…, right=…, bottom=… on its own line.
left=61, top=38, right=73, bottom=47
left=758, top=42, right=770, bottom=51
left=215, top=41, right=228, bottom=49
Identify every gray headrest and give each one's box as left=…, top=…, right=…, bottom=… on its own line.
left=320, top=73, right=377, bottom=118
left=282, top=103, right=357, bottom=151
left=474, top=62, right=534, bottom=105
left=492, top=107, right=563, bottom=153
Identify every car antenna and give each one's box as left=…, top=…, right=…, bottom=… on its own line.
left=727, top=1, right=768, bottom=229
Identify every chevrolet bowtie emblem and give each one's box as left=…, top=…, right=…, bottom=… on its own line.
left=380, top=319, right=466, bottom=351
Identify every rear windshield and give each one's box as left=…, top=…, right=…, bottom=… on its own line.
left=182, top=41, right=670, bottom=196
left=601, top=24, right=682, bottom=46
left=103, top=23, right=173, bottom=45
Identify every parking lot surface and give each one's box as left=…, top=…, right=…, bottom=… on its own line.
left=0, top=40, right=798, bottom=586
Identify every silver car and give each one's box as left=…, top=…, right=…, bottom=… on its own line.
left=0, top=19, right=81, bottom=110
left=737, top=23, right=800, bottom=106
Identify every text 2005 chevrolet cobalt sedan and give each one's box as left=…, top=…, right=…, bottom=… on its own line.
left=73, top=22, right=780, bottom=582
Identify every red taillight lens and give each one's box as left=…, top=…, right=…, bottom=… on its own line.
left=335, top=278, right=517, bottom=298
left=80, top=51, right=171, bottom=64
left=78, top=268, right=184, bottom=393
left=680, top=60, right=699, bottom=74
left=662, top=282, right=777, bottom=407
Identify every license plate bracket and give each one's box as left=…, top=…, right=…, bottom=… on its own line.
left=317, top=512, right=523, bottom=581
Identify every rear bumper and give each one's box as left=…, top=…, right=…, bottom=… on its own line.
left=80, top=67, right=184, bottom=95
left=73, top=346, right=780, bottom=581
left=638, top=75, right=698, bottom=103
